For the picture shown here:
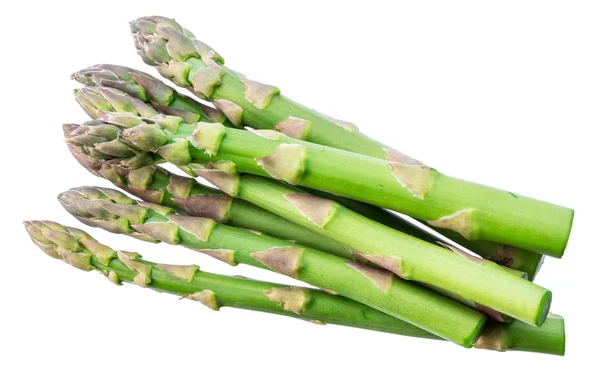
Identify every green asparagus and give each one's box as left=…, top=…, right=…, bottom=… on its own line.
left=57, top=186, right=487, bottom=347
left=68, top=108, right=572, bottom=258
left=23, top=220, right=566, bottom=355
left=311, top=188, right=544, bottom=280
left=187, top=168, right=553, bottom=327
left=130, top=15, right=574, bottom=258
left=23, top=220, right=436, bottom=338
left=72, top=82, right=544, bottom=279
left=64, top=116, right=552, bottom=326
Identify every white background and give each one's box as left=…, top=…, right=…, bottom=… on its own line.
left=1, top=1, right=598, bottom=374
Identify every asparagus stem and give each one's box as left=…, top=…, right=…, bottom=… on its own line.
left=129, top=15, right=574, bottom=258
left=435, top=229, right=544, bottom=280
left=310, top=188, right=545, bottom=280
left=130, top=17, right=387, bottom=158
left=57, top=186, right=487, bottom=347
left=65, top=111, right=572, bottom=258
left=190, top=171, right=552, bottom=327
left=23, top=220, right=565, bottom=355
left=23, top=220, right=436, bottom=338
left=475, top=314, right=565, bottom=355
left=73, top=84, right=544, bottom=279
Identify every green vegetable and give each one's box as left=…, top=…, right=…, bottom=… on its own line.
left=57, top=186, right=487, bottom=347
left=311, top=188, right=545, bottom=280
left=63, top=116, right=553, bottom=327
left=23, top=220, right=565, bottom=355
left=188, top=170, right=553, bottom=327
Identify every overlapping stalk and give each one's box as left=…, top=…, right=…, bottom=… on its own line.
left=23, top=220, right=566, bottom=355
left=22, top=220, right=435, bottom=338
left=129, top=15, right=574, bottom=257
left=72, top=83, right=544, bottom=278
left=63, top=114, right=552, bottom=326
left=56, top=186, right=487, bottom=347
left=310, top=188, right=544, bottom=280
left=186, top=170, right=552, bottom=327
left=66, top=109, right=572, bottom=258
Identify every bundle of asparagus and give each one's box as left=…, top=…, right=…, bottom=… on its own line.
left=23, top=15, right=572, bottom=356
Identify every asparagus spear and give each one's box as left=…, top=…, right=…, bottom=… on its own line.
left=67, top=144, right=354, bottom=259
left=57, top=186, right=487, bottom=347
left=476, top=314, right=565, bottom=355
left=65, top=108, right=572, bottom=258
left=23, top=220, right=566, bottom=355
left=23, top=220, right=435, bottom=339
left=130, top=15, right=574, bottom=258
left=311, top=188, right=544, bottom=280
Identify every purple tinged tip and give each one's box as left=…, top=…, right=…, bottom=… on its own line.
left=62, top=123, right=80, bottom=136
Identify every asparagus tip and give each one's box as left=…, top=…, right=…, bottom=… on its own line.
left=62, top=123, right=80, bottom=136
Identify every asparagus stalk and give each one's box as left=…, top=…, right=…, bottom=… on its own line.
left=130, top=15, right=574, bottom=258
left=67, top=144, right=354, bottom=259
left=65, top=109, right=572, bottom=258
left=475, top=314, right=565, bottom=354
left=57, top=186, right=487, bottom=347
left=23, top=220, right=435, bottom=339
left=185, top=169, right=552, bottom=327
left=436, top=231, right=543, bottom=280
left=130, top=16, right=386, bottom=156
left=23, top=220, right=565, bottom=355
left=311, top=188, right=544, bottom=280
left=73, top=83, right=544, bottom=279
